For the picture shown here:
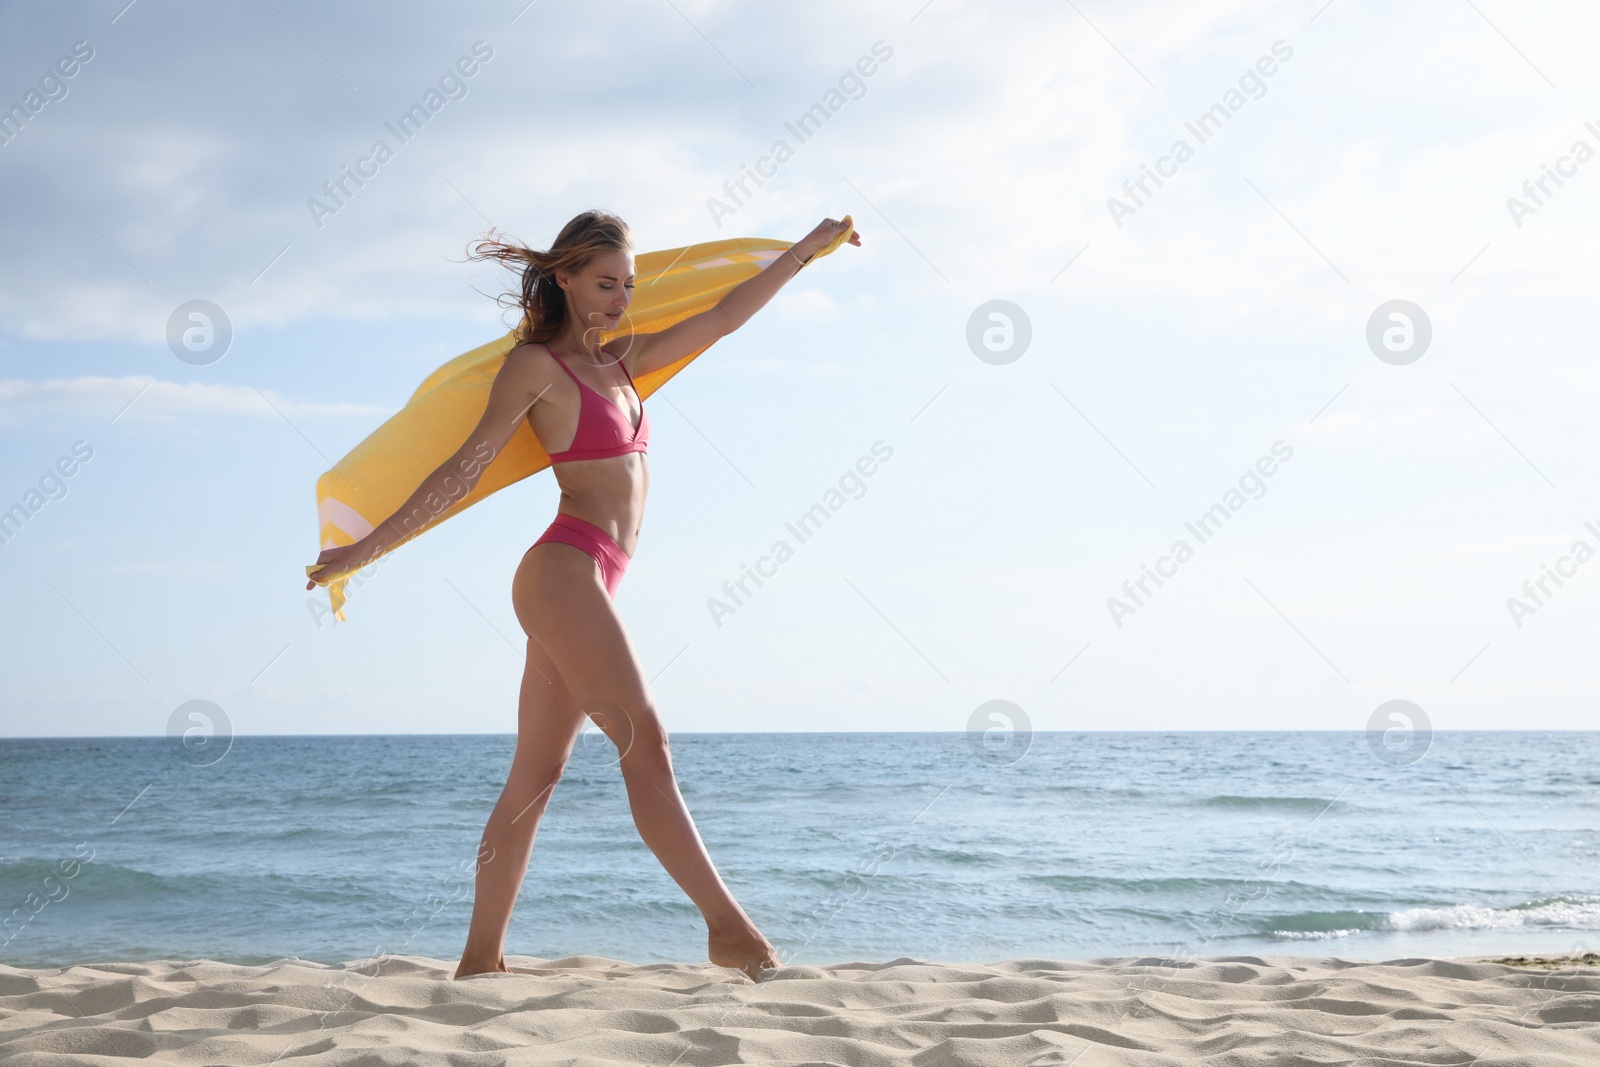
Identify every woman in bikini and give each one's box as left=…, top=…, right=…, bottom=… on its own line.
left=306, top=210, right=860, bottom=981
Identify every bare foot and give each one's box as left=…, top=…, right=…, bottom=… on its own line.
left=708, top=923, right=779, bottom=982
left=453, top=954, right=508, bottom=979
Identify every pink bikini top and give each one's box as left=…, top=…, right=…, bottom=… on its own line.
left=542, top=344, right=650, bottom=464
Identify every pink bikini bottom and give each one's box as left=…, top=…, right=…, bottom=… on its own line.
left=529, top=512, right=630, bottom=597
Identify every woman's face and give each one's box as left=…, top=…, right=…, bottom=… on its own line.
left=560, top=248, right=635, bottom=338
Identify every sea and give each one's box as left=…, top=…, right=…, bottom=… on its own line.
left=2, top=732, right=1596, bottom=969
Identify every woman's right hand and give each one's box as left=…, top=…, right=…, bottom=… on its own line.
left=305, top=540, right=374, bottom=590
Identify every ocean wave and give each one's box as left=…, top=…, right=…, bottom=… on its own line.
left=0, top=857, right=165, bottom=894
left=1196, top=795, right=1345, bottom=813
left=1270, top=928, right=1363, bottom=941
left=1261, top=910, right=1389, bottom=937
left=1261, top=896, right=1600, bottom=940
left=1026, top=873, right=1307, bottom=895
left=1386, top=896, right=1600, bottom=932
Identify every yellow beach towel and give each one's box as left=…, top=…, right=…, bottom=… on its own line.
left=307, top=219, right=854, bottom=620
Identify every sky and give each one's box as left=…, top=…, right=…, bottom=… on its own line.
left=2, top=0, right=1598, bottom=737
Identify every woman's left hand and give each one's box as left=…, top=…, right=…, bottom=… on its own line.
left=792, top=217, right=860, bottom=261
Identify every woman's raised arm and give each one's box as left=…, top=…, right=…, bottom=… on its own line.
left=624, top=217, right=859, bottom=379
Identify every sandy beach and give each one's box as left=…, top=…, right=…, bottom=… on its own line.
left=2, top=953, right=1596, bottom=1065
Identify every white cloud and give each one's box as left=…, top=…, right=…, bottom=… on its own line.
left=0, top=376, right=388, bottom=425
left=1, top=0, right=1594, bottom=355
left=1297, top=404, right=1510, bottom=448
left=775, top=287, right=841, bottom=320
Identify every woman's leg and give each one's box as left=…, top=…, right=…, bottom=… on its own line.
left=455, top=629, right=586, bottom=978
left=511, top=542, right=779, bottom=980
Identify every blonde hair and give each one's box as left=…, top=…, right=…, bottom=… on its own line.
left=467, top=210, right=633, bottom=344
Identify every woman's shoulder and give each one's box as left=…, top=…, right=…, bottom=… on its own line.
left=504, top=340, right=563, bottom=370
left=499, top=341, right=565, bottom=389
left=506, top=338, right=552, bottom=359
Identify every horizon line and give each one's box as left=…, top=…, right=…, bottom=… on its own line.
left=3, top=727, right=1596, bottom=741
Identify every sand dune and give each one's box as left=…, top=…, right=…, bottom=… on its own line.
left=2, top=954, right=1597, bottom=1065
